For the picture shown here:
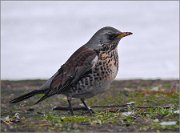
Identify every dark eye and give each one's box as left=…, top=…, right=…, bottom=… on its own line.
left=108, top=34, right=116, bottom=40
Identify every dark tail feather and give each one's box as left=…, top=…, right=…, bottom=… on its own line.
left=34, top=90, right=56, bottom=105
left=9, top=89, right=48, bottom=103
left=34, top=94, right=50, bottom=104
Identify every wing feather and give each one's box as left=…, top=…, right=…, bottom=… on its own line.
left=45, top=46, right=98, bottom=95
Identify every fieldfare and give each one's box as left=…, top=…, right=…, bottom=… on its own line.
left=10, top=26, right=132, bottom=115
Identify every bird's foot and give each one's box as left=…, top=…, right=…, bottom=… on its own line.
left=52, top=106, right=95, bottom=115
left=53, top=106, right=69, bottom=111
left=52, top=106, right=87, bottom=111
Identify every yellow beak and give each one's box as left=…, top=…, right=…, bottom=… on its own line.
left=117, top=32, right=133, bottom=38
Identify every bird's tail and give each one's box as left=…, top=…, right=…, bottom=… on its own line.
left=9, top=89, right=49, bottom=104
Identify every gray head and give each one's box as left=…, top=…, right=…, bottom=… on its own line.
left=85, top=26, right=132, bottom=50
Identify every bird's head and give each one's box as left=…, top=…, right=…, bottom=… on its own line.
left=86, top=26, right=132, bottom=50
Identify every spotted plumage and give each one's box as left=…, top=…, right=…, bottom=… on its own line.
left=64, top=48, right=119, bottom=99
left=10, top=26, right=132, bottom=115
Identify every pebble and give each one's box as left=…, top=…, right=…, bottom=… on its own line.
left=122, top=111, right=134, bottom=116
left=173, top=110, right=179, bottom=114
left=160, top=121, right=176, bottom=126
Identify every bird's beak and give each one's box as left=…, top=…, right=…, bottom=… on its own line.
left=117, top=32, right=133, bottom=39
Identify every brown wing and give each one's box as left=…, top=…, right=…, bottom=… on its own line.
left=34, top=46, right=98, bottom=104
left=49, top=46, right=98, bottom=93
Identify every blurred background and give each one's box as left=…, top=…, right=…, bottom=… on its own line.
left=1, top=1, right=179, bottom=80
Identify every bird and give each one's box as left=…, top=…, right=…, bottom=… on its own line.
left=10, top=26, right=132, bottom=115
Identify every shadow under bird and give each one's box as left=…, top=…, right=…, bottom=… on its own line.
left=10, top=26, right=132, bottom=115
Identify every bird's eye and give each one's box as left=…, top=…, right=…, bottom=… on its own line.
left=109, top=34, right=116, bottom=40
left=106, top=32, right=116, bottom=40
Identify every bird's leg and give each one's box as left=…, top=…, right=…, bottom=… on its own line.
left=80, top=98, right=94, bottom=114
left=67, top=97, right=74, bottom=115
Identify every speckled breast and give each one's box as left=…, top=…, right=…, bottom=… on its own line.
left=65, top=48, right=119, bottom=99
left=95, top=48, right=119, bottom=81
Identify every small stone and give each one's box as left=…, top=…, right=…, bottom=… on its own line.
left=173, top=110, right=179, bottom=114
left=122, top=111, right=134, bottom=116
left=127, top=102, right=135, bottom=105
left=153, top=119, right=159, bottom=122
left=160, top=121, right=177, bottom=126
left=151, top=87, right=159, bottom=91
